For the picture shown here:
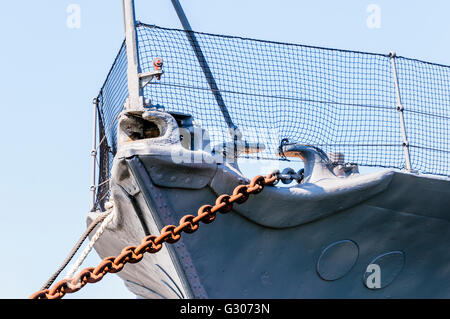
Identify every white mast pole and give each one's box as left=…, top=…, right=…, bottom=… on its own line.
left=122, top=0, right=143, bottom=110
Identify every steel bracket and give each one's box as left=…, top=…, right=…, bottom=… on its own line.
left=139, top=70, right=164, bottom=88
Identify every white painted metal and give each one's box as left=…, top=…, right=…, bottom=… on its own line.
left=139, top=69, right=164, bottom=89
left=122, top=0, right=143, bottom=110
left=90, top=97, right=98, bottom=211
left=389, top=52, right=412, bottom=172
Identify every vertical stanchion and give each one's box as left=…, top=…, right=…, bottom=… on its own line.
left=122, top=0, right=143, bottom=110
left=389, top=51, right=412, bottom=172
left=90, top=97, right=99, bottom=211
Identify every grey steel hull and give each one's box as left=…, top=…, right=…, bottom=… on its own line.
left=89, top=153, right=450, bottom=298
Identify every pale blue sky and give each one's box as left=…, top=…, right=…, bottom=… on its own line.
left=0, top=0, right=449, bottom=299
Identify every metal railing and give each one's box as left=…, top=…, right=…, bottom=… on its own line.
left=92, top=23, right=450, bottom=209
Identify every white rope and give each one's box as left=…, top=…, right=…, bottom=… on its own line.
left=65, top=202, right=116, bottom=280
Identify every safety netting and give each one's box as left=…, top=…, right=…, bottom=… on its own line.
left=95, top=23, right=450, bottom=207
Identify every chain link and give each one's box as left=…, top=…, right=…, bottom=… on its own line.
left=30, top=173, right=279, bottom=299
left=271, top=167, right=304, bottom=185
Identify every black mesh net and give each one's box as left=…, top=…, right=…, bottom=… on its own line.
left=95, top=23, right=450, bottom=208
left=96, top=42, right=128, bottom=208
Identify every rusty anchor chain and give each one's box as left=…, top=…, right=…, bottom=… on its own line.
left=30, top=173, right=279, bottom=299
